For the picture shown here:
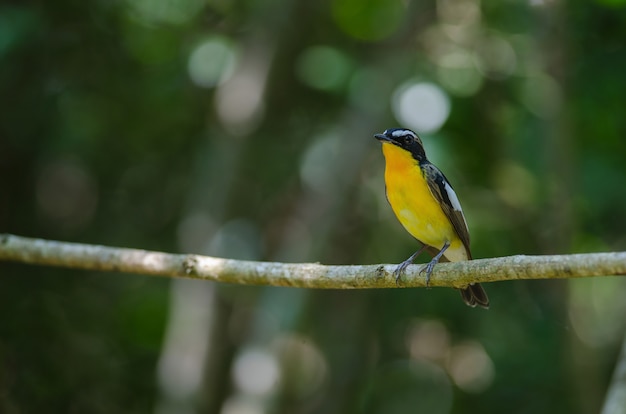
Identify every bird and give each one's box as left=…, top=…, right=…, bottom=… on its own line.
left=374, top=128, right=489, bottom=308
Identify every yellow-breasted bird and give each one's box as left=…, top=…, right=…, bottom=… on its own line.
left=374, top=128, right=489, bottom=309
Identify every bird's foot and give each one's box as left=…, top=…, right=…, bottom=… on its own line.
left=419, top=258, right=440, bottom=288
left=393, top=259, right=413, bottom=286
left=393, top=246, right=427, bottom=286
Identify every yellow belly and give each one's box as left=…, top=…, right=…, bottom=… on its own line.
left=382, top=143, right=467, bottom=262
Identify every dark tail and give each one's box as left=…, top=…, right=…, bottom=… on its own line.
left=460, top=283, right=489, bottom=309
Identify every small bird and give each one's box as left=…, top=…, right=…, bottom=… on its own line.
left=374, top=128, right=489, bottom=308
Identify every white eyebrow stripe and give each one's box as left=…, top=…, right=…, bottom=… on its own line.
left=390, top=129, right=417, bottom=138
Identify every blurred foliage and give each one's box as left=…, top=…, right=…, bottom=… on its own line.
left=1, top=0, right=626, bottom=413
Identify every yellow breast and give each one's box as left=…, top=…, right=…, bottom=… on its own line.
left=382, top=143, right=467, bottom=261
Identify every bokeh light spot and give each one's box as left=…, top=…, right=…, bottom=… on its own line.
left=300, top=133, right=340, bottom=194
left=273, top=334, right=329, bottom=399
left=437, top=0, right=481, bottom=26
left=520, top=73, right=562, bottom=119
left=436, top=50, right=483, bottom=96
left=208, top=219, right=263, bottom=260
left=473, top=34, right=517, bottom=79
left=492, top=161, right=537, bottom=208
left=157, top=280, right=214, bottom=401
left=447, top=341, right=494, bottom=393
left=568, top=278, right=626, bottom=348
left=406, top=319, right=450, bottom=362
left=232, top=348, right=280, bottom=396
left=332, top=0, right=405, bottom=41
left=188, top=37, right=237, bottom=89
left=392, top=82, right=451, bottom=134
left=215, top=45, right=270, bottom=136
left=296, top=46, right=352, bottom=92
left=220, top=396, right=263, bottom=414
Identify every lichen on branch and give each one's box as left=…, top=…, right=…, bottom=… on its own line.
left=1, top=234, right=625, bottom=289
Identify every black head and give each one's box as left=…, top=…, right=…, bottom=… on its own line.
left=374, top=128, right=426, bottom=161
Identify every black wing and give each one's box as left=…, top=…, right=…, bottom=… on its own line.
left=422, top=162, right=490, bottom=308
left=421, top=162, right=472, bottom=259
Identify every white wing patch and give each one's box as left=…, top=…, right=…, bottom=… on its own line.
left=443, top=180, right=469, bottom=233
left=390, top=129, right=417, bottom=139
left=443, top=181, right=463, bottom=212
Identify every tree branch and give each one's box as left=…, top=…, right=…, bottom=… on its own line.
left=1, top=234, right=625, bottom=288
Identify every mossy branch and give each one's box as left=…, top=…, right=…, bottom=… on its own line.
left=1, top=234, right=625, bottom=288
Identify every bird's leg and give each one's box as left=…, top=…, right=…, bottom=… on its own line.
left=393, top=244, right=428, bottom=285
left=420, top=241, right=450, bottom=287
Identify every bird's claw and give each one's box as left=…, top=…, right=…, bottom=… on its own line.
left=393, top=260, right=411, bottom=286
left=419, top=261, right=437, bottom=288
left=396, top=259, right=437, bottom=287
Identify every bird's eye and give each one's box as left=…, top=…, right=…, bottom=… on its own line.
left=404, top=135, right=413, bottom=144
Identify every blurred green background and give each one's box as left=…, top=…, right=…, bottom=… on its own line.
left=1, top=0, right=626, bottom=412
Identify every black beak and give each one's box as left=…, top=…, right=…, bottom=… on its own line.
left=374, top=133, right=392, bottom=143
